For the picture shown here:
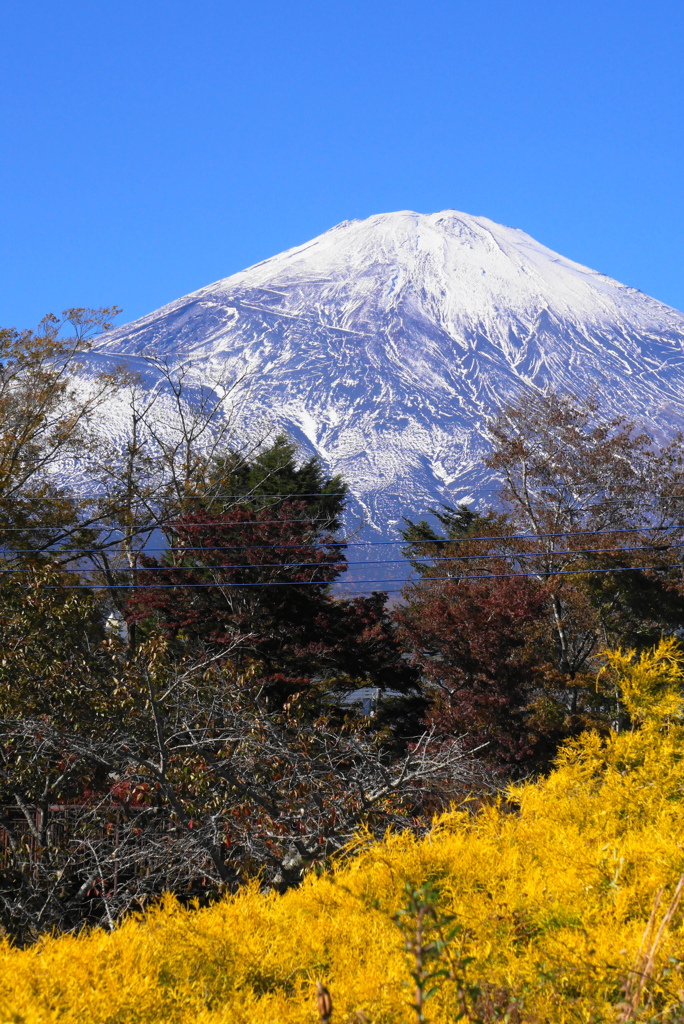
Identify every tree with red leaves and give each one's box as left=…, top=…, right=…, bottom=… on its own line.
left=126, top=438, right=417, bottom=708
left=397, top=390, right=684, bottom=771
left=127, top=499, right=345, bottom=674
left=396, top=573, right=556, bottom=770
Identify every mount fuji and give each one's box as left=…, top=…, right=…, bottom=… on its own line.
left=85, top=209, right=684, bottom=579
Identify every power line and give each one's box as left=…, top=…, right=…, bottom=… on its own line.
left=397, top=524, right=684, bottom=545
left=3, top=541, right=680, bottom=573
left=28, top=488, right=684, bottom=501
left=32, top=491, right=347, bottom=500
left=161, top=516, right=337, bottom=526
left=0, top=516, right=343, bottom=534
left=17, top=561, right=684, bottom=590
left=163, top=518, right=341, bottom=528
left=400, top=540, right=677, bottom=562
left=408, top=490, right=684, bottom=500
left=4, top=521, right=683, bottom=551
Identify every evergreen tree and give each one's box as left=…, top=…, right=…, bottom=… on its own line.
left=126, top=435, right=416, bottom=709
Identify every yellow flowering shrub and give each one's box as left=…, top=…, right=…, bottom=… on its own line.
left=4, top=640, right=684, bottom=1023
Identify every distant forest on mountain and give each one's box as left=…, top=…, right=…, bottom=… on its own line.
left=3, top=309, right=684, bottom=943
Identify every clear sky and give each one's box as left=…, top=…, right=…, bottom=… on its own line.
left=1, top=0, right=683, bottom=328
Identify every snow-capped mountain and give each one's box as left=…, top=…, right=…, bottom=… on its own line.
left=85, top=210, right=684, bottom=581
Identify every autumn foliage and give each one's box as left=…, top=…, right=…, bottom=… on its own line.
left=397, top=575, right=552, bottom=767
left=3, top=641, right=684, bottom=1022
left=126, top=503, right=413, bottom=695
left=7, top=314, right=684, bottom=999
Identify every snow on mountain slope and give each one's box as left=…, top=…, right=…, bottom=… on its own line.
left=84, top=210, right=684, bottom=581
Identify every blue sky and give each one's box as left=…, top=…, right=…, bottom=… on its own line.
left=1, top=0, right=683, bottom=327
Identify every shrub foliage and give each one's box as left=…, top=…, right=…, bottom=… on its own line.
left=3, top=641, right=684, bottom=1022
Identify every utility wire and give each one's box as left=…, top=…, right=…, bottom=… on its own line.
left=0, top=516, right=343, bottom=534
left=25, top=489, right=684, bottom=501
left=17, top=562, right=684, bottom=590
left=156, top=516, right=337, bottom=526
left=34, top=491, right=347, bottom=499
left=2, top=541, right=680, bottom=573
left=4, top=522, right=683, bottom=550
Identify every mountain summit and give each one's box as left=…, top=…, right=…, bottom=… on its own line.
left=92, top=210, right=684, bottom=533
